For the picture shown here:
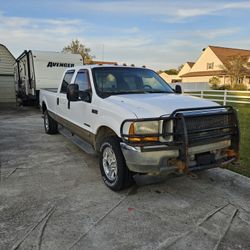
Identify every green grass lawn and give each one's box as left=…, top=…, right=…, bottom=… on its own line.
left=227, top=103, right=250, bottom=177
left=186, top=92, right=250, bottom=177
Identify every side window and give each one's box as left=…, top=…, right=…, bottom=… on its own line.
left=60, top=70, right=75, bottom=93
left=74, top=70, right=90, bottom=91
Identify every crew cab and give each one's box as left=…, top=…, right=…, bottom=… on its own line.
left=40, top=65, right=240, bottom=191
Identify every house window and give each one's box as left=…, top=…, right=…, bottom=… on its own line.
left=238, top=78, right=243, bottom=84
left=207, top=62, right=214, bottom=70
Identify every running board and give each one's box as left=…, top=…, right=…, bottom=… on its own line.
left=59, top=126, right=96, bottom=155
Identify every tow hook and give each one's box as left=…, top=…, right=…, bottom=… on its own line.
left=174, top=159, right=198, bottom=178
left=174, top=159, right=188, bottom=174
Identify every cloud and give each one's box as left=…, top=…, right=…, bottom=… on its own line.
left=0, top=2, right=249, bottom=71
left=59, top=0, right=250, bottom=22
left=195, top=28, right=241, bottom=39
left=0, top=13, right=163, bottom=68
left=0, top=14, right=91, bottom=56
left=224, top=2, right=250, bottom=9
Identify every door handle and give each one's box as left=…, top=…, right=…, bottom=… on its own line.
left=57, top=97, right=59, bottom=105
left=92, top=109, right=98, bottom=114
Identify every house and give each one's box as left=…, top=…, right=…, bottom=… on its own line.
left=180, top=46, right=250, bottom=85
left=0, top=44, right=16, bottom=106
left=159, top=72, right=181, bottom=83
left=178, top=62, right=195, bottom=78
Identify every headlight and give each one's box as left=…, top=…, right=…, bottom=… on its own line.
left=128, top=121, right=160, bottom=142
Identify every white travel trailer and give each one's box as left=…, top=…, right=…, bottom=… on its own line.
left=15, top=50, right=83, bottom=104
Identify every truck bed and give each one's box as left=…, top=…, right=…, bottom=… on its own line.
left=41, top=88, right=58, bottom=93
left=39, top=88, right=58, bottom=109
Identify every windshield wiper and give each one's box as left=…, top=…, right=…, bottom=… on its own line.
left=144, top=90, right=169, bottom=94
left=112, top=91, right=147, bottom=95
left=101, top=90, right=147, bottom=97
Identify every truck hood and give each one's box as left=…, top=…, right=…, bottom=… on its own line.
left=107, top=93, right=219, bottom=118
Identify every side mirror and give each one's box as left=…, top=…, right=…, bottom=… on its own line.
left=67, top=84, right=79, bottom=102
left=79, top=91, right=91, bottom=103
left=175, top=84, right=182, bottom=94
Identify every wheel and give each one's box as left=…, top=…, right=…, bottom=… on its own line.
left=44, top=110, right=58, bottom=134
left=99, top=136, right=134, bottom=191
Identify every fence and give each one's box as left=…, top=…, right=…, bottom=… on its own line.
left=184, top=89, right=250, bottom=105
left=169, top=82, right=211, bottom=91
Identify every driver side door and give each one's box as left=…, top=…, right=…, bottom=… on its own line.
left=67, top=69, right=94, bottom=143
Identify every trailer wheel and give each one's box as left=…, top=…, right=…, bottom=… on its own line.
left=44, top=110, right=58, bottom=134
left=99, top=136, right=134, bottom=191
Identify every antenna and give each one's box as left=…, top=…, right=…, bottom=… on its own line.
left=102, top=44, right=104, bottom=61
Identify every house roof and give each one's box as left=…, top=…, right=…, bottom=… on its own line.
left=182, top=69, right=250, bottom=78
left=209, top=45, right=250, bottom=64
left=181, top=70, right=226, bottom=77
left=181, top=46, right=250, bottom=78
left=159, top=72, right=181, bottom=79
left=186, top=62, right=195, bottom=67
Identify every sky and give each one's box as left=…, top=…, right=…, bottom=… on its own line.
left=1, top=0, right=250, bottom=70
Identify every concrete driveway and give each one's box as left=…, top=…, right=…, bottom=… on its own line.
left=0, top=107, right=250, bottom=250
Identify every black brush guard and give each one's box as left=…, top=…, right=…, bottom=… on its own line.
left=120, top=106, right=240, bottom=171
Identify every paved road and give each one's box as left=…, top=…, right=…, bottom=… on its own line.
left=0, top=107, right=250, bottom=250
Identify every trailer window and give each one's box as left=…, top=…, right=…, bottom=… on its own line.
left=60, top=70, right=75, bottom=93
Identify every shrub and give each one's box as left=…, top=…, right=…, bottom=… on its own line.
left=209, top=76, right=220, bottom=85
left=211, top=83, right=247, bottom=90
left=232, top=84, right=248, bottom=91
left=209, top=77, right=221, bottom=89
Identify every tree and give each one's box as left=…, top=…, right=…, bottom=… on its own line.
left=177, top=64, right=184, bottom=72
left=158, top=65, right=184, bottom=75
left=221, top=55, right=250, bottom=87
left=62, top=39, right=94, bottom=63
left=164, top=69, right=179, bottom=75
left=209, top=76, right=220, bottom=85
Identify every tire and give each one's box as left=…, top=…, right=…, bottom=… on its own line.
left=99, top=136, right=134, bottom=191
left=44, top=110, right=58, bottom=134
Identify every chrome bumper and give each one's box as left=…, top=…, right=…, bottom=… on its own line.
left=120, top=140, right=233, bottom=174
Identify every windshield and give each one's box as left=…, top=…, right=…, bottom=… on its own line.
left=92, top=67, right=174, bottom=98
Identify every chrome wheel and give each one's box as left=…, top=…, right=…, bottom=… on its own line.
left=102, top=146, right=118, bottom=181
left=44, top=112, right=49, bottom=131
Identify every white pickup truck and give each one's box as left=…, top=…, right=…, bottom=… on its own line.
left=40, top=65, right=240, bottom=191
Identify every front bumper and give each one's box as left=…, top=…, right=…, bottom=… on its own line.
left=120, top=106, right=240, bottom=174
left=121, top=140, right=236, bottom=173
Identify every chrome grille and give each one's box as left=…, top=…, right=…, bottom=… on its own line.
left=185, top=114, right=231, bottom=131
left=170, top=112, right=234, bottom=144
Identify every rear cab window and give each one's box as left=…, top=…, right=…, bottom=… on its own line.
left=74, top=69, right=92, bottom=102
left=60, top=70, right=75, bottom=93
left=74, top=69, right=91, bottom=92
